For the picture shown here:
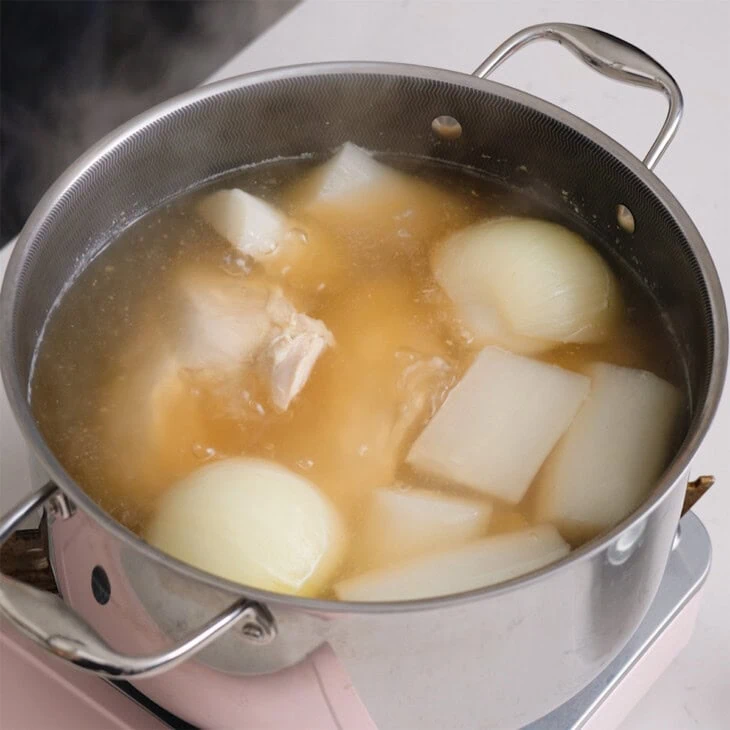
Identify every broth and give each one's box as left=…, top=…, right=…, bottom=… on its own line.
left=31, top=151, right=684, bottom=599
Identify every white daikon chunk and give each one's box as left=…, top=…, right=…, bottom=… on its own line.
left=198, top=188, right=346, bottom=295
left=356, top=487, right=492, bottom=570
left=335, top=524, right=569, bottom=601
left=534, top=363, right=683, bottom=540
left=433, top=217, right=621, bottom=350
left=146, top=458, right=346, bottom=597
left=308, top=142, right=392, bottom=203
left=288, top=145, right=475, bottom=262
left=407, top=347, right=590, bottom=504
left=197, top=189, right=288, bottom=258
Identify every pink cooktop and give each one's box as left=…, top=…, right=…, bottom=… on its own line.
left=0, top=515, right=710, bottom=730
left=0, top=513, right=711, bottom=730
left=0, top=626, right=377, bottom=730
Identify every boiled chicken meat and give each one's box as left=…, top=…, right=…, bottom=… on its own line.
left=270, top=278, right=452, bottom=511
left=173, top=268, right=333, bottom=410
left=259, top=312, right=334, bottom=411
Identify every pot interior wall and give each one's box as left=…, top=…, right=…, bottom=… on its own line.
left=5, top=67, right=716, bottom=456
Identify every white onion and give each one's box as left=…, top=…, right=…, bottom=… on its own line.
left=433, top=217, right=622, bottom=350
left=535, top=363, right=683, bottom=540
left=146, top=458, right=346, bottom=596
left=335, top=525, right=570, bottom=602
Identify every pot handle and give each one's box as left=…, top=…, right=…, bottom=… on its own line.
left=473, top=23, right=683, bottom=170
left=0, top=483, right=276, bottom=678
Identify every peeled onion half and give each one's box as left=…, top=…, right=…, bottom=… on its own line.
left=433, top=217, right=622, bottom=352
left=146, top=458, right=346, bottom=597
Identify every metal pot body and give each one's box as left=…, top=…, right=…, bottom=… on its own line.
left=1, top=24, right=727, bottom=730
left=46, top=469, right=687, bottom=729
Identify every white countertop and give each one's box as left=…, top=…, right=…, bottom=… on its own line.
left=2, top=1, right=728, bottom=728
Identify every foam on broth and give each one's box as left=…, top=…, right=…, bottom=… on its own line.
left=30, top=155, right=684, bottom=597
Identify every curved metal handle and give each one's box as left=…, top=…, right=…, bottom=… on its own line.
left=474, top=23, right=683, bottom=170
left=0, top=484, right=276, bottom=678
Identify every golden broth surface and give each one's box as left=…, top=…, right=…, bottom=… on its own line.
left=31, top=156, right=683, bottom=595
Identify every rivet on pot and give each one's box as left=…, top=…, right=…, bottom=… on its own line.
left=242, top=624, right=264, bottom=641
left=91, top=565, right=111, bottom=605
left=47, top=491, right=75, bottom=522
left=240, top=602, right=277, bottom=645
left=616, top=204, right=635, bottom=233
left=432, top=115, right=463, bottom=140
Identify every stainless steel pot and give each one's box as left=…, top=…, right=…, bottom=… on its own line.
left=1, top=24, right=726, bottom=729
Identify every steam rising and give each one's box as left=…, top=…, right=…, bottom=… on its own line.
left=1, top=1, right=297, bottom=242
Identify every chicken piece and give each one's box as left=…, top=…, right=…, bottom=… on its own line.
left=197, top=189, right=345, bottom=294
left=172, top=268, right=333, bottom=410
left=99, top=270, right=334, bottom=516
left=286, top=143, right=478, bottom=267
left=407, top=347, right=590, bottom=504
left=534, top=363, right=683, bottom=541
left=335, top=524, right=570, bottom=602
left=271, top=278, right=452, bottom=512
left=173, top=269, right=275, bottom=371
left=259, top=311, right=334, bottom=412
left=392, top=353, right=454, bottom=446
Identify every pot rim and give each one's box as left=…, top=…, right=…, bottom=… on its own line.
left=2, top=60, right=727, bottom=614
